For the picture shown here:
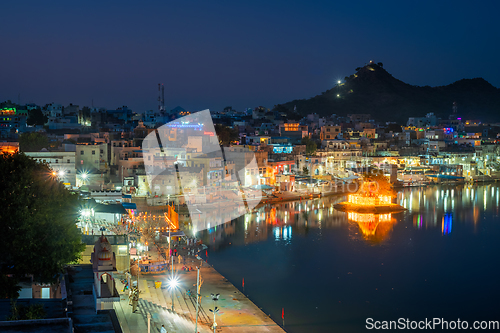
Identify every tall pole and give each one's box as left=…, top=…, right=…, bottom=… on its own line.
left=194, top=266, right=200, bottom=333
left=213, top=310, right=216, bottom=333
left=169, top=225, right=174, bottom=312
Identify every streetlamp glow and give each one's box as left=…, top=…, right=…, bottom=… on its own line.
left=58, top=170, right=65, bottom=177
left=81, top=172, right=88, bottom=180
left=167, top=276, right=179, bottom=289
left=338, top=80, right=341, bottom=84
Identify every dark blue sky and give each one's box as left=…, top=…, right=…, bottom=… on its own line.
left=1, top=0, right=499, bottom=112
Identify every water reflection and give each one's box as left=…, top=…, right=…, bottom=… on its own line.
left=347, top=212, right=396, bottom=243
left=200, top=185, right=500, bottom=247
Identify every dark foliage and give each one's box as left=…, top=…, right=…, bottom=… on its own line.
left=19, top=132, right=49, bottom=152
left=7, top=300, right=46, bottom=320
left=27, top=108, right=48, bottom=126
left=301, top=136, right=318, bottom=155
left=214, top=124, right=239, bottom=146
left=0, top=153, right=85, bottom=299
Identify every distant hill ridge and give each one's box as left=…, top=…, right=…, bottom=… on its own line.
left=277, top=62, right=500, bottom=123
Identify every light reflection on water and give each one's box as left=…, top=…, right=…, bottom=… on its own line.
left=203, top=184, right=500, bottom=248
left=200, top=184, right=500, bottom=333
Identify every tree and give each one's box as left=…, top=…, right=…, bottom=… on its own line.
left=19, top=132, right=49, bottom=152
left=301, top=137, right=317, bottom=155
left=0, top=152, right=85, bottom=299
left=214, top=124, right=239, bottom=146
left=7, top=300, right=46, bottom=320
left=302, top=166, right=309, bottom=175
left=360, top=169, right=396, bottom=198
left=27, top=108, right=48, bottom=126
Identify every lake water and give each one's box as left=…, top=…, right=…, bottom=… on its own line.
left=199, top=184, right=500, bottom=332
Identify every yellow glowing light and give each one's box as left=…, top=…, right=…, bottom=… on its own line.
left=347, top=194, right=391, bottom=206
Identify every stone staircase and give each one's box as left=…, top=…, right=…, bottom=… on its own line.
left=137, top=299, right=212, bottom=333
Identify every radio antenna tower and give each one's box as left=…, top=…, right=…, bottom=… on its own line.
left=158, top=83, right=165, bottom=113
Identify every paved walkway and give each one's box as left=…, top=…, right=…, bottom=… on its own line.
left=114, top=245, right=285, bottom=333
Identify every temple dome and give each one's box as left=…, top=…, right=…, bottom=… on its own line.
left=98, top=248, right=112, bottom=261
left=94, top=235, right=113, bottom=263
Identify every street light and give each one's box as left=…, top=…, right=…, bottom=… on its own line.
left=210, top=293, right=220, bottom=333
left=209, top=307, right=219, bottom=333
left=167, top=275, right=179, bottom=312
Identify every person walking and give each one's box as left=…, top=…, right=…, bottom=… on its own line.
left=130, top=287, right=138, bottom=312
left=178, top=254, right=182, bottom=264
left=160, top=324, right=167, bottom=333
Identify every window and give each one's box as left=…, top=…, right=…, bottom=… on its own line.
left=100, top=149, right=103, bottom=154
left=92, top=150, right=95, bottom=155
left=80, top=151, right=84, bottom=155
left=55, top=160, right=58, bottom=163
left=67, top=159, right=70, bottom=163
left=41, top=288, right=50, bottom=299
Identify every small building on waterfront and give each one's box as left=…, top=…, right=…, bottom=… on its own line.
left=91, top=235, right=120, bottom=312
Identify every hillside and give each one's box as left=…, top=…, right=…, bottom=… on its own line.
left=277, top=63, right=500, bottom=123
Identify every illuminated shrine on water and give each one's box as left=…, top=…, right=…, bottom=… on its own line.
left=335, top=180, right=405, bottom=213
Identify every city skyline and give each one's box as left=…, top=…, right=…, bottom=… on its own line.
left=1, top=0, right=500, bottom=112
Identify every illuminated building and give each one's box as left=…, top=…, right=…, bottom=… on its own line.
left=0, top=141, right=19, bottom=154
left=347, top=181, right=393, bottom=206
left=0, top=107, right=27, bottom=138
left=320, top=125, right=341, bottom=140
left=25, top=151, right=77, bottom=186
left=278, top=123, right=308, bottom=144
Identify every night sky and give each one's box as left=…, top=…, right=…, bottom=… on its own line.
left=1, top=0, right=499, bottom=112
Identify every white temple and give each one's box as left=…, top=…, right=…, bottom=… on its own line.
left=91, top=235, right=120, bottom=311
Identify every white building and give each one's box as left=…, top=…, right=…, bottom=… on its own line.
left=25, top=150, right=77, bottom=186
